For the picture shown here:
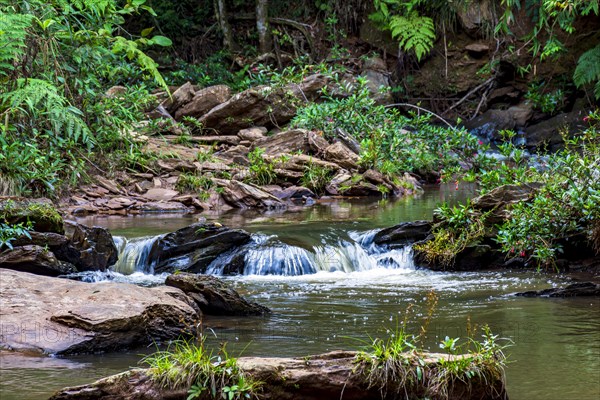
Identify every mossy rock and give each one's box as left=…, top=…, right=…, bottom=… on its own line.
left=0, top=197, right=64, bottom=234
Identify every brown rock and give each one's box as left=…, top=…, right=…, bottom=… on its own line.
left=165, top=273, right=269, bottom=316
left=0, top=269, right=198, bottom=355
left=0, top=246, right=76, bottom=276
left=238, top=127, right=267, bottom=141
left=160, top=82, right=195, bottom=114
left=465, top=43, right=490, bottom=56
left=174, top=85, right=231, bottom=120
left=57, top=223, right=118, bottom=272
left=324, top=141, right=360, bottom=170
left=252, top=129, right=313, bottom=155
left=143, top=188, right=178, bottom=202
left=218, top=180, right=285, bottom=209
left=138, top=202, right=192, bottom=213
left=93, top=175, right=123, bottom=195
left=156, top=159, right=196, bottom=173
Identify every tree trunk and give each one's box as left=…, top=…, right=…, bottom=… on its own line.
left=256, top=0, right=272, bottom=54
left=214, top=0, right=235, bottom=51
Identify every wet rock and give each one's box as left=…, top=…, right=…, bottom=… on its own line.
left=174, top=85, right=231, bottom=120
left=516, top=282, right=600, bottom=297
left=414, top=244, right=496, bottom=271
left=218, top=180, right=285, bottom=209
left=56, top=223, right=118, bottom=272
left=165, top=273, right=269, bottom=316
left=324, top=141, right=360, bottom=170
left=374, top=221, right=432, bottom=247
left=278, top=186, right=316, bottom=200
left=149, top=222, right=252, bottom=274
left=160, top=82, right=195, bottom=114
left=0, top=197, right=64, bottom=234
left=0, top=269, right=199, bottom=355
left=464, top=105, right=533, bottom=142
left=0, top=245, right=76, bottom=276
left=199, top=75, right=328, bottom=134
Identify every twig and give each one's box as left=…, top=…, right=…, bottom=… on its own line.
left=385, top=103, right=457, bottom=130
left=442, top=77, right=495, bottom=115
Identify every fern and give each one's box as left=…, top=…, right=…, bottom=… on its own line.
left=388, top=12, right=435, bottom=61
left=0, top=11, right=33, bottom=77
left=0, top=78, right=92, bottom=147
left=574, top=44, right=600, bottom=99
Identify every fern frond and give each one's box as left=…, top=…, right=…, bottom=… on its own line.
left=0, top=11, right=34, bottom=77
left=389, top=12, right=435, bottom=61
left=574, top=44, right=600, bottom=99
left=0, top=78, right=92, bottom=146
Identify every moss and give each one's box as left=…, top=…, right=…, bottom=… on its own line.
left=0, top=199, right=63, bottom=234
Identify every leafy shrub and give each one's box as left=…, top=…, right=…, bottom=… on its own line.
left=246, top=148, right=276, bottom=186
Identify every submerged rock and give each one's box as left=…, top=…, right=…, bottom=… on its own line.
left=165, top=273, right=269, bottom=316
left=149, top=222, right=252, bottom=274
left=0, top=269, right=199, bottom=355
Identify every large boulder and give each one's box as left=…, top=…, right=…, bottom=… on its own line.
left=160, top=82, right=195, bottom=114
left=471, top=183, right=542, bottom=224
left=0, top=197, right=63, bottom=233
left=174, top=85, right=231, bottom=120
left=361, top=56, right=393, bottom=105
left=165, top=273, right=269, bottom=316
left=251, top=129, right=327, bottom=156
left=0, top=245, right=76, bottom=276
left=323, top=141, right=360, bottom=170
left=199, top=74, right=329, bottom=134
left=148, top=222, right=252, bottom=274
left=0, top=269, right=199, bottom=355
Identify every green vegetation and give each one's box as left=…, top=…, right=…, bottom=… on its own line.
left=292, top=77, right=484, bottom=178
left=0, top=222, right=32, bottom=250
left=419, top=112, right=600, bottom=269
left=143, top=338, right=261, bottom=399
left=300, top=161, right=334, bottom=195
left=246, top=148, right=276, bottom=186
left=0, top=0, right=170, bottom=196
left=355, top=291, right=509, bottom=399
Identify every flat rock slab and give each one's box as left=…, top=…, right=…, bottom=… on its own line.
left=516, top=282, right=600, bottom=297
left=0, top=269, right=198, bottom=355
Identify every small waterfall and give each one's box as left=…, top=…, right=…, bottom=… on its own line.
left=208, top=230, right=415, bottom=276
left=112, top=236, right=158, bottom=274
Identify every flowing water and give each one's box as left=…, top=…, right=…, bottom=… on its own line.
left=1, top=184, right=599, bottom=400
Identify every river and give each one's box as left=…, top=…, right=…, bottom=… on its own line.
left=1, top=184, right=598, bottom=400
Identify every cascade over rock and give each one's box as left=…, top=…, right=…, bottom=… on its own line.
left=148, top=222, right=252, bottom=274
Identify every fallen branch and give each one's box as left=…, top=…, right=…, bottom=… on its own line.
left=442, top=77, right=495, bottom=116
left=385, top=103, right=458, bottom=130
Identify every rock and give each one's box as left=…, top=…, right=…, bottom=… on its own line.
left=516, top=282, right=600, bottom=297
left=138, top=201, right=192, bottom=213
left=160, top=82, right=195, bottom=114
left=325, top=172, right=352, bottom=195
left=307, top=130, right=330, bottom=154
left=465, top=43, right=490, bottom=57
left=199, top=75, right=329, bottom=134
left=270, top=154, right=340, bottom=172
left=252, top=129, right=313, bottom=155
left=238, top=126, right=267, bottom=141
left=373, top=221, right=432, bottom=247
left=218, top=180, right=285, bottom=209
left=56, top=223, right=118, bottom=272
left=464, top=105, right=533, bottom=142
left=361, top=56, right=393, bottom=105
left=471, top=183, right=542, bottom=223
left=50, top=350, right=507, bottom=400
left=0, top=269, right=199, bottom=355
left=184, top=135, right=241, bottom=146
left=340, top=181, right=381, bottom=197
left=457, top=0, right=496, bottom=38
left=324, top=141, right=360, bottom=170
left=156, top=159, right=196, bottom=173
left=195, top=160, right=234, bottom=173
left=414, top=243, right=497, bottom=272
left=0, top=246, right=76, bottom=276
left=93, top=175, right=124, bottom=195
left=525, top=110, right=587, bottom=151
left=0, top=197, right=64, bottom=234
left=165, top=273, right=269, bottom=315
left=143, top=188, right=179, bottom=202
left=174, top=85, right=231, bottom=120
left=148, top=222, right=252, bottom=274
left=277, top=186, right=316, bottom=200
left=105, top=85, right=127, bottom=98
